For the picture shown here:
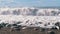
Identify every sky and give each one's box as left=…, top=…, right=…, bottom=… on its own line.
left=0, top=0, right=60, bottom=7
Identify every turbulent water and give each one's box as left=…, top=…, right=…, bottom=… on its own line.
left=0, top=7, right=60, bottom=23
left=0, top=7, right=60, bottom=16
left=0, top=7, right=60, bottom=28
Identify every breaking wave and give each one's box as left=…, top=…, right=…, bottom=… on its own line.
left=0, top=7, right=60, bottom=16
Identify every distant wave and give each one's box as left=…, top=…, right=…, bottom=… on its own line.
left=0, top=7, right=60, bottom=16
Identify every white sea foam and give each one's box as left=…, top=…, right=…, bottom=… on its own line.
left=0, top=7, right=60, bottom=29
left=0, top=7, right=60, bottom=16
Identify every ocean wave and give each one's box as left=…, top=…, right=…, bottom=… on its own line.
left=0, top=7, right=60, bottom=16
